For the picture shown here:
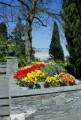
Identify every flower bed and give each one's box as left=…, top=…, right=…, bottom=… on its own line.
left=13, top=62, right=75, bottom=89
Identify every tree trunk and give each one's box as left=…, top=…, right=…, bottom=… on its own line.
left=25, top=20, right=32, bottom=63
left=25, top=0, right=38, bottom=63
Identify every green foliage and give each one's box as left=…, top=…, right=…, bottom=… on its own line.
left=0, top=22, right=8, bottom=41
left=0, top=22, right=8, bottom=62
left=0, top=41, right=16, bottom=62
left=15, top=79, right=41, bottom=89
left=10, top=18, right=36, bottom=63
left=0, top=41, right=8, bottom=62
left=18, top=56, right=27, bottom=67
left=41, top=63, right=65, bottom=76
left=49, top=22, right=64, bottom=61
left=0, top=56, right=7, bottom=62
left=11, top=18, right=25, bottom=57
left=62, top=0, right=81, bottom=77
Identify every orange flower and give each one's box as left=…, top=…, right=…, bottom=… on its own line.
left=63, top=78, right=67, bottom=83
left=69, top=79, right=74, bottom=83
left=59, top=72, right=75, bottom=84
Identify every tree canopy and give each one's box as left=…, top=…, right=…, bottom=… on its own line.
left=62, top=0, right=81, bottom=77
left=0, top=22, right=8, bottom=41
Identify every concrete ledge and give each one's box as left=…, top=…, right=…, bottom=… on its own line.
left=10, top=83, right=81, bottom=120
left=10, top=83, right=81, bottom=98
left=0, top=106, right=10, bottom=116
left=0, top=116, right=10, bottom=120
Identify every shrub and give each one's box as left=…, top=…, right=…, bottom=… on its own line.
left=40, top=63, right=66, bottom=76
left=18, top=56, right=27, bottom=67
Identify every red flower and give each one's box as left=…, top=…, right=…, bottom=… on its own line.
left=13, top=63, right=45, bottom=79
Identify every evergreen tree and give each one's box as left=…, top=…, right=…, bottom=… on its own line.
left=12, top=18, right=25, bottom=41
left=0, top=22, right=8, bottom=61
left=49, top=22, right=64, bottom=61
left=62, top=0, right=81, bottom=77
left=11, top=18, right=25, bottom=57
left=0, top=22, right=8, bottom=41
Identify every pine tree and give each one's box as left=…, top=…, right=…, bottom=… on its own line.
left=0, top=22, right=8, bottom=61
left=0, top=22, right=8, bottom=41
left=11, top=18, right=25, bottom=57
left=49, top=22, right=64, bottom=61
left=12, top=18, right=25, bottom=41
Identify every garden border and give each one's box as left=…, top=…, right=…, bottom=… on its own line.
left=10, top=81, right=81, bottom=98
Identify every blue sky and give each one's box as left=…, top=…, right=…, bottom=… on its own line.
left=7, top=0, right=69, bottom=57
left=32, top=21, right=69, bottom=57
left=32, top=0, right=69, bottom=57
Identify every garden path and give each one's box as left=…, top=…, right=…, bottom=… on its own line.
left=10, top=75, right=81, bottom=120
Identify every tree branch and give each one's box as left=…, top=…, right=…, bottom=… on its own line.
left=34, top=16, right=47, bottom=27
left=37, top=8, right=60, bottom=17
left=17, top=0, right=30, bottom=11
left=0, top=1, right=12, bottom=7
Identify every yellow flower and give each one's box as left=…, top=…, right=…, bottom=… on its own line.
left=22, top=77, right=27, bottom=82
left=45, top=76, right=62, bottom=84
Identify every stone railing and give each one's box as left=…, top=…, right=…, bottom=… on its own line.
left=0, top=76, right=10, bottom=120
left=0, top=62, right=6, bottom=75
left=0, top=57, right=18, bottom=120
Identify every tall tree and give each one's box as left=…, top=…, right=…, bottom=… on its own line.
left=12, top=18, right=25, bottom=41
left=62, top=0, right=81, bottom=77
left=0, top=0, right=60, bottom=63
left=49, top=22, right=64, bottom=61
left=11, top=18, right=25, bottom=57
left=0, top=22, right=8, bottom=41
left=0, top=22, right=8, bottom=61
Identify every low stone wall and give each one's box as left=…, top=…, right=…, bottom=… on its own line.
left=0, top=62, right=6, bottom=74
left=0, top=76, right=10, bottom=120
left=11, top=84, right=81, bottom=120
left=0, top=57, right=18, bottom=120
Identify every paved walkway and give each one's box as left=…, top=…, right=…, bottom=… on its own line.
left=9, top=76, right=81, bottom=120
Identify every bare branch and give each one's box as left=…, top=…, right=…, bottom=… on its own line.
left=0, top=1, right=12, bottom=7
left=35, top=16, right=47, bottom=27
left=10, top=0, right=15, bottom=4
left=17, top=0, right=30, bottom=11
left=37, top=8, right=60, bottom=17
